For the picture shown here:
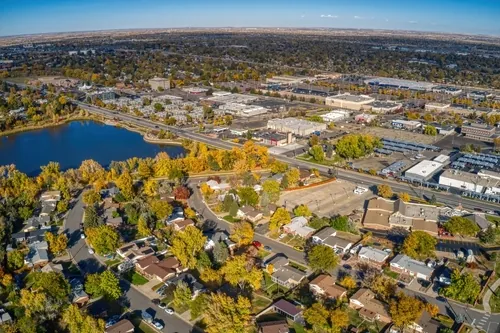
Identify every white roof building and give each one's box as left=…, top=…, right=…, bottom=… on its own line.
left=404, top=160, right=444, bottom=181
left=358, top=247, right=389, bottom=264
left=325, top=94, right=375, bottom=111
left=267, top=118, right=326, bottom=136
left=425, top=102, right=451, bottom=112
left=365, top=77, right=436, bottom=91
left=321, top=110, right=351, bottom=122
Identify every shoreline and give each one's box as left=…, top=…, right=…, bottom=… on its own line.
left=143, top=133, right=183, bottom=145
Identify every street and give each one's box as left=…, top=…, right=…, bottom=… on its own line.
left=65, top=195, right=196, bottom=333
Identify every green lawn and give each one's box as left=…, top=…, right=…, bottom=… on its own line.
left=123, top=270, right=149, bottom=286
left=252, top=295, right=272, bottom=314
left=487, top=215, right=500, bottom=226
left=289, top=261, right=308, bottom=272
left=105, top=259, right=121, bottom=267
left=130, top=315, right=157, bottom=333
left=257, top=249, right=271, bottom=259
left=383, top=267, right=400, bottom=279
left=223, top=215, right=241, bottom=223
left=291, top=322, right=307, bottom=333
left=489, top=287, right=500, bottom=313
left=171, top=302, right=189, bottom=314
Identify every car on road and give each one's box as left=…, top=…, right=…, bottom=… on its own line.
left=264, top=245, right=272, bottom=252
left=155, top=125, right=159, bottom=128
left=165, top=308, right=174, bottom=315
left=252, top=241, right=262, bottom=248
left=152, top=320, right=164, bottom=330
left=88, top=248, right=94, bottom=254
left=158, top=303, right=167, bottom=309
left=80, top=233, right=85, bottom=239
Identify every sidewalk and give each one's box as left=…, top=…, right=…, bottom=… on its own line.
left=483, top=278, right=500, bottom=313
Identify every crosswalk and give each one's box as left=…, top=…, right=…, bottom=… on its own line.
left=476, top=312, right=490, bottom=330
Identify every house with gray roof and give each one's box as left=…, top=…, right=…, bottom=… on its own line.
left=272, top=299, right=303, bottom=323
left=390, top=254, right=434, bottom=281
left=312, top=227, right=353, bottom=254
left=204, top=230, right=236, bottom=250
left=25, top=241, right=49, bottom=266
left=358, top=247, right=389, bottom=269
left=266, top=255, right=307, bottom=288
left=464, top=213, right=492, bottom=232
left=283, top=216, right=315, bottom=238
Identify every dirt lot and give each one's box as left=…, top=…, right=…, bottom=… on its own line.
left=278, top=179, right=373, bottom=217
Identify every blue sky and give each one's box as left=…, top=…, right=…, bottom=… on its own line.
left=1, top=0, right=499, bottom=36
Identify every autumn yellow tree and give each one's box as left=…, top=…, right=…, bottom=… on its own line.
left=339, top=276, right=357, bottom=290
left=230, top=222, right=254, bottom=246
left=116, top=170, right=134, bottom=200
left=220, top=255, right=263, bottom=290
left=204, top=293, right=252, bottom=333
left=377, top=184, right=393, bottom=198
left=171, top=226, right=207, bottom=269
left=269, top=207, right=291, bottom=231
left=82, top=189, right=101, bottom=206
left=45, top=232, right=68, bottom=256
left=398, top=192, right=411, bottom=202
left=390, top=292, right=425, bottom=328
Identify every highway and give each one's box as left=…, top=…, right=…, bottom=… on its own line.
left=65, top=194, right=196, bottom=333
left=75, top=101, right=499, bottom=212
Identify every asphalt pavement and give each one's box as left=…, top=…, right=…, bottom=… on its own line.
left=65, top=195, right=197, bottom=333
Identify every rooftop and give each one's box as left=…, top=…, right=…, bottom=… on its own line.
left=440, top=169, right=494, bottom=187
left=404, top=160, right=443, bottom=178
left=358, top=246, right=389, bottom=263
left=273, top=299, right=302, bottom=317
left=326, top=93, right=374, bottom=103
left=390, top=254, right=434, bottom=277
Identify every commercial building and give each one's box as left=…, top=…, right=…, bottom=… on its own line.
left=467, top=91, right=493, bottom=100
left=355, top=113, right=377, bottom=123
left=392, top=119, right=422, bottom=130
left=367, top=101, right=403, bottom=113
left=404, top=160, right=444, bottom=181
left=365, top=77, right=436, bottom=91
left=266, top=75, right=312, bottom=85
left=320, top=110, right=351, bottom=122
left=325, top=93, right=375, bottom=111
left=267, top=118, right=326, bottom=136
left=432, top=86, right=463, bottom=96
left=219, top=103, right=267, bottom=117
left=381, top=161, right=407, bottom=177
left=258, top=132, right=294, bottom=147
left=148, top=77, right=170, bottom=91
left=461, top=123, right=497, bottom=143
left=439, top=169, right=496, bottom=194
left=425, top=102, right=451, bottom=112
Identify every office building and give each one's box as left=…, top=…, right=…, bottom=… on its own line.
left=461, top=123, right=497, bottom=143
left=404, top=160, right=444, bottom=181
left=321, top=110, right=351, bottom=122
left=392, top=119, right=422, bottom=130
left=325, top=93, right=375, bottom=111
left=148, top=77, right=170, bottom=91
left=365, top=77, right=436, bottom=91
left=467, top=91, right=493, bottom=100
left=425, top=102, right=451, bottom=112
left=367, top=101, right=403, bottom=113
left=439, top=169, right=492, bottom=194
left=432, top=86, right=463, bottom=96
left=267, top=118, right=326, bottom=136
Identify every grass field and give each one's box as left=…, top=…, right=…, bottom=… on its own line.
left=105, top=259, right=121, bottom=267
left=130, top=316, right=157, bottom=333
left=123, top=270, right=149, bottom=286
left=490, top=287, right=500, bottom=313
left=252, top=295, right=272, bottom=314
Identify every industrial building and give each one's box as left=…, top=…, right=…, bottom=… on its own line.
left=439, top=169, right=494, bottom=194
left=381, top=161, right=407, bottom=177
left=321, top=110, right=351, bottom=122
left=404, top=160, right=444, bottom=181
left=218, top=103, right=267, bottom=117
left=86, top=89, right=116, bottom=102
left=355, top=113, right=377, bottom=123
left=467, top=91, right=493, bottom=100
left=207, top=93, right=258, bottom=104
left=367, top=101, right=402, bottom=113
left=255, top=131, right=294, bottom=146
left=392, top=119, right=422, bottom=130
left=425, top=102, right=451, bottom=112
left=461, top=123, right=498, bottom=143
left=364, top=77, right=436, bottom=91
left=266, top=75, right=312, bottom=85
left=267, top=118, right=326, bottom=136
left=148, top=77, right=170, bottom=91
left=325, top=94, right=375, bottom=111
left=432, top=86, right=463, bottom=96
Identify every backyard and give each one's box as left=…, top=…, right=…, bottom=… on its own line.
left=123, top=270, right=149, bottom=286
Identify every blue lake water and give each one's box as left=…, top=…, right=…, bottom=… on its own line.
left=0, top=120, right=185, bottom=176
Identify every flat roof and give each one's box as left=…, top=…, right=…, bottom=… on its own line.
left=327, top=93, right=374, bottom=103
left=405, top=160, right=443, bottom=178
left=392, top=119, right=422, bottom=126
left=440, top=169, right=496, bottom=187
left=267, top=117, right=326, bottom=131
left=368, top=101, right=402, bottom=108
left=365, top=77, right=436, bottom=90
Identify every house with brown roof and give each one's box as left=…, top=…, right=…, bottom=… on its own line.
left=105, top=319, right=134, bottom=333
left=272, top=299, right=303, bottom=322
left=135, top=256, right=184, bottom=282
left=349, top=288, right=391, bottom=324
left=309, top=274, right=347, bottom=300
left=237, top=206, right=264, bottom=223
left=173, top=219, right=195, bottom=231
left=363, top=198, right=438, bottom=236
left=257, top=320, right=290, bottom=333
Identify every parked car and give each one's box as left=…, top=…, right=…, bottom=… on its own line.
left=252, top=241, right=262, bottom=248
left=80, top=233, right=85, bottom=239
left=152, top=320, right=164, bottom=330
left=88, top=248, right=94, bottom=254
left=165, top=308, right=174, bottom=315
left=264, top=245, right=272, bottom=252
left=159, top=303, right=167, bottom=309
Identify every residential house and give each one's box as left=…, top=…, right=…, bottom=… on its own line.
left=363, top=198, right=439, bottom=236
left=204, top=230, right=236, bottom=250
left=270, top=173, right=284, bottom=183
left=358, top=247, right=389, bottom=269
left=349, top=288, right=391, bottom=324
left=166, top=273, right=205, bottom=298
left=309, top=274, right=347, bottom=300
left=25, top=241, right=49, bottom=266
left=23, top=217, right=40, bottom=232
left=464, top=213, right=492, bottom=232
left=40, top=190, right=61, bottom=203
left=312, top=227, right=353, bottom=254
left=266, top=255, right=307, bottom=288
left=105, top=319, right=134, bottom=333
left=257, top=320, right=290, bottom=333
left=101, top=186, right=120, bottom=198
left=70, top=278, right=89, bottom=305
left=272, top=299, right=303, bottom=323
left=102, top=197, right=120, bottom=210
left=405, top=311, right=441, bottom=333
left=283, top=216, right=315, bottom=238
left=41, top=262, right=64, bottom=274
left=12, top=229, right=47, bottom=244
left=390, top=254, right=434, bottom=281
left=116, top=242, right=155, bottom=262
left=237, top=206, right=264, bottom=223
left=166, top=206, right=185, bottom=225
left=173, top=219, right=195, bottom=231
left=136, top=256, right=184, bottom=282
left=0, top=310, right=12, bottom=325
left=103, top=207, right=123, bottom=227
left=298, top=169, right=313, bottom=183
left=206, top=180, right=231, bottom=191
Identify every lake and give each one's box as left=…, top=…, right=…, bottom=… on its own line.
left=0, top=120, right=185, bottom=176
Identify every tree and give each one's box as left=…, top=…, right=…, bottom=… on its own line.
left=293, top=204, right=312, bottom=217
left=85, top=270, right=122, bottom=300
left=82, top=189, right=101, bottom=206
left=309, top=134, right=320, bottom=147
left=137, top=160, right=153, bottom=179
left=398, top=192, right=411, bottom=202
left=171, top=226, right=207, bottom=269
left=45, top=232, right=68, bottom=255
left=7, top=250, right=24, bottom=270
left=190, top=294, right=208, bottom=320
left=204, top=293, right=252, bottom=333
left=212, top=241, right=229, bottom=264
left=443, top=216, right=480, bottom=237
left=84, top=205, right=101, bottom=229
left=339, top=276, right=357, bottom=290
left=230, top=222, right=254, bottom=246
left=220, top=255, right=263, bottom=290
left=270, top=160, right=288, bottom=174
left=440, top=270, right=481, bottom=304
left=335, top=134, right=381, bottom=159
left=229, top=200, right=239, bottom=217
left=237, top=187, right=259, bottom=206
left=62, top=304, right=106, bottom=333
left=377, top=184, right=393, bottom=198
left=310, top=145, right=325, bottom=162
left=196, top=251, right=212, bottom=270
left=19, top=289, right=47, bottom=318
left=308, top=245, right=339, bottom=272
left=424, top=125, right=438, bottom=136
left=86, top=225, right=121, bottom=255
left=137, top=215, right=153, bottom=236
left=371, top=275, right=397, bottom=302
left=286, top=168, right=300, bottom=188
left=269, top=207, right=291, bottom=231
left=330, top=215, right=350, bottom=232
left=116, top=171, right=134, bottom=200
left=173, top=185, right=190, bottom=200
left=262, top=180, right=281, bottom=203
left=150, top=199, right=173, bottom=220
left=173, top=281, right=193, bottom=308
left=479, top=226, right=497, bottom=244
left=304, top=303, right=349, bottom=333
left=390, top=293, right=424, bottom=328
left=402, top=231, right=437, bottom=260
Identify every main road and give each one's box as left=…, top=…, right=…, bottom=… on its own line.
left=75, top=101, right=499, bottom=212
left=65, top=194, right=197, bottom=333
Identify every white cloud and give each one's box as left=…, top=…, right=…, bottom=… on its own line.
left=354, top=15, right=363, bottom=19
left=301, top=15, right=305, bottom=18
left=409, top=20, right=418, bottom=24
left=320, top=14, right=338, bottom=18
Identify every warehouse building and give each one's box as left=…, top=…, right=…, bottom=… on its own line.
left=219, top=103, right=267, bottom=117
left=325, top=94, right=375, bottom=111
left=432, top=86, right=463, bottom=96
left=425, top=102, right=451, bottom=112
left=467, top=91, right=493, bottom=100
left=321, top=110, right=351, bottom=122
left=355, top=113, right=377, bottom=123
left=365, top=77, right=436, bottom=91
left=266, top=75, right=312, bottom=86
left=267, top=118, right=326, bottom=136
left=366, top=101, right=402, bottom=113
left=404, top=160, right=444, bottom=181
left=461, top=123, right=497, bottom=143
left=148, top=77, right=170, bottom=91
left=439, top=169, right=493, bottom=194
left=392, top=119, right=422, bottom=130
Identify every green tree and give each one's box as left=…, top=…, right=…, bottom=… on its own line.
left=310, top=145, right=325, bottom=162
left=293, top=204, right=312, bottom=217
left=45, top=232, right=68, bottom=255
left=440, top=270, right=481, bottom=304
left=424, top=125, right=438, bottom=136
left=377, top=184, right=393, bottom=198
left=443, top=216, right=480, bottom=236
left=173, top=281, right=192, bottom=308
left=270, top=160, right=288, bottom=174
left=335, top=134, right=381, bottom=159
left=330, top=215, right=350, bottom=232
left=86, top=225, right=121, bottom=255
left=402, top=231, right=437, bottom=260
left=7, top=250, right=24, bottom=270
left=269, top=207, right=291, bottom=231
left=28, top=271, right=70, bottom=301
left=308, top=245, right=339, bottom=272
left=229, top=200, right=239, bottom=217
left=171, top=226, right=207, bottom=269
left=204, top=293, right=252, bottom=333
left=237, top=187, right=259, bottom=206
left=84, top=205, right=101, bottom=229
left=82, top=189, right=101, bottom=206
left=220, top=255, right=263, bottom=290
left=213, top=241, right=229, bottom=264
left=262, top=180, right=281, bottom=203
left=85, top=270, right=122, bottom=300
left=303, top=303, right=349, bottom=333
left=190, top=294, right=208, bottom=320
